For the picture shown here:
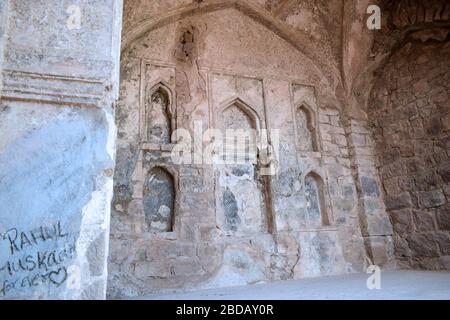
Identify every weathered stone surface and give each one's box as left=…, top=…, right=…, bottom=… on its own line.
left=385, top=192, right=413, bottom=211
left=3, top=0, right=449, bottom=300
left=360, top=176, right=380, bottom=197
left=108, top=1, right=381, bottom=298
left=143, top=167, right=175, bottom=232
left=436, top=232, right=450, bottom=255
left=370, top=236, right=395, bottom=267
left=0, top=0, right=122, bottom=299
left=369, top=37, right=450, bottom=269
left=437, top=205, right=450, bottom=230
left=418, top=190, right=446, bottom=209
left=87, top=231, right=107, bottom=277
left=393, top=234, right=412, bottom=259
left=407, top=233, right=440, bottom=258
left=413, top=210, right=436, bottom=232
left=390, top=209, right=414, bottom=234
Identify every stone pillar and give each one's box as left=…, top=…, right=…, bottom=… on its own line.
left=0, top=0, right=123, bottom=299
left=345, top=112, right=396, bottom=268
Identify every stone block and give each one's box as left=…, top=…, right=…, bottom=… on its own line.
left=383, top=177, right=400, bottom=194
left=437, top=205, right=450, bottom=230
left=385, top=192, right=412, bottom=210
left=350, top=133, right=367, bottom=147
left=370, top=236, right=395, bottom=267
left=360, top=176, right=380, bottom=197
left=393, top=234, right=411, bottom=259
left=438, top=164, right=450, bottom=184
left=424, top=117, right=442, bottom=136
left=413, top=79, right=430, bottom=96
left=390, top=209, right=414, bottom=234
left=444, top=184, right=450, bottom=198
left=134, top=260, right=173, bottom=279
left=366, top=214, right=393, bottom=236
left=363, top=198, right=383, bottom=214
left=407, top=233, right=440, bottom=258
left=418, top=190, right=446, bottom=208
left=436, top=232, right=450, bottom=255
left=442, top=114, right=450, bottom=132
left=436, top=256, right=450, bottom=269
left=413, top=209, right=436, bottom=232
left=398, top=176, right=414, bottom=191
left=172, top=257, right=204, bottom=276
left=331, top=134, right=347, bottom=146
left=146, top=240, right=196, bottom=259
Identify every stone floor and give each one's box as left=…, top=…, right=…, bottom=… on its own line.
left=137, top=271, right=450, bottom=300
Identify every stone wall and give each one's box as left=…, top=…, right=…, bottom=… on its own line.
left=0, top=0, right=123, bottom=299
left=1, top=0, right=448, bottom=301
left=368, top=38, right=450, bottom=269
left=107, top=4, right=385, bottom=298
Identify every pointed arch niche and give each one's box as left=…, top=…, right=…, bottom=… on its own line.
left=215, top=98, right=269, bottom=234
left=304, top=171, right=330, bottom=228
left=143, top=166, right=176, bottom=233
left=295, top=104, right=318, bottom=152
left=145, top=83, right=174, bottom=144
left=218, top=98, right=260, bottom=164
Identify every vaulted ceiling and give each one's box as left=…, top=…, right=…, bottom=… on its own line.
left=121, top=0, right=450, bottom=109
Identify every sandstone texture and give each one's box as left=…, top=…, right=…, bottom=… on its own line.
left=369, top=39, right=450, bottom=270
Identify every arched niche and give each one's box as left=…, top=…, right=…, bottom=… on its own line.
left=295, top=104, right=318, bottom=152
left=218, top=98, right=261, bottom=130
left=218, top=98, right=260, bottom=164
left=304, top=171, right=330, bottom=227
left=221, top=103, right=257, bottom=131
left=146, top=83, right=173, bottom=144
left=215, top=98, right=267, bottom=233
left=143, top=166, right=176, bottom=232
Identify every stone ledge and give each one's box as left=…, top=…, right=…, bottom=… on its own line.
left=1, top=69, right=107, bottom=107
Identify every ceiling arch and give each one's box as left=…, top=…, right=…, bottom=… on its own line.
left=120, top=0, right=340, bottom=90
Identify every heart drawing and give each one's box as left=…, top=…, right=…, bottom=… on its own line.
left=48, top=267, right=68, bottom=287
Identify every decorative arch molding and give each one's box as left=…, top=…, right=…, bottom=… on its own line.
left=120, top=0, right=333, bottom=88
left=130, top=152, right=180, bottom=200
left=295, top=101, right=317, bottom=129
left=146, top=163, right=180, bottom=189
left=216, top=96, right=263, bottom=132
left=142, top=80, right=176, bottom=144
left=146, top=79, right=175, bottom=116
left=294, top=101, right=320, bottom=153
left=300, top=168, right=327, bottom=186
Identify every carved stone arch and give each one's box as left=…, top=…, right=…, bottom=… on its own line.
left=143, top=164, right=179, bottom=233
left=300, top=166, right=326, bottom=183
left=296, top=102, right=317, bottom=127
left=217, top=97, right=262, bottom=131
left=144, top=81, right=175, bottom=144
left=147, top=163, right=180, bottom=188
left=214, top=97, right=270, bottom=234
left=216, top=97, right=262, bottom=164
left=294, top=102, right=319, bottom=152
left=302, top=170, right=331, bottom=227
left=147, top=80, right=175, bottom=116
left=120, top=1, right=332, bottom=90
